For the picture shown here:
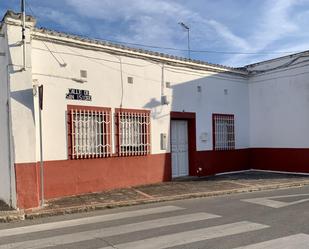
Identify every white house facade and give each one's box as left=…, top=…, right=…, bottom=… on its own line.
left=0, top=11, right=308, bottom=209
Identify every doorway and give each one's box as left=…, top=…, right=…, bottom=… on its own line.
left=171, top=120, right=189, bottom=177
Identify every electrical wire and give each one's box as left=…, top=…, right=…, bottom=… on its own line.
left=32, top=46, right=153, bottom=68
left=26, top=1, right=67, bottom=67
left=25, top=2, right=307, bottom=57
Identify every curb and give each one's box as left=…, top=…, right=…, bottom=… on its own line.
left=23, top=180, right=309, bottom=220
left=0, top=210, right=25, bottom=223
left=1, top=180, right=309, bottom=222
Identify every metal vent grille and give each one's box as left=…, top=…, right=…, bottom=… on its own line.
left=116, top=111, right=151, bottom=156
left=213, top=114, right=235, bottom=150
left=69, top=108, right=112, bottom=159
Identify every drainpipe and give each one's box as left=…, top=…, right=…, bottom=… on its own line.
left=6, top=64, right=16, bottom=208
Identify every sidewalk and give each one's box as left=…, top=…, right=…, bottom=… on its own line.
left=1, top=170, right=309, bottom=222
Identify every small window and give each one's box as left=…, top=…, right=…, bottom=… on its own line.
left=213, top=114, right=235, bottom=150
left=116, top=109, right=151, bottom=156
left=68, top=106, right=112, bottom=159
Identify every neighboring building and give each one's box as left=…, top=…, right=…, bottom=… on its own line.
left=0, top=11, right=308, bottom=209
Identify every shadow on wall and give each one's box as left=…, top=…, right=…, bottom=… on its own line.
left=152, top=71, right=251, bottom=177
left=8, top=45, right=36, bottom=122
left=10, top=89, right=35, bottom=121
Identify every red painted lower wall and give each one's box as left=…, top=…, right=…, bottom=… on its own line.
left=14, top=148, right=309, bottom=209
left=250, top=148, right=309, bottom=173
left=194, top=149, right=250, bottom=176
left=15, top=162, right=40, bottom=209
left=15, top=153, right=171, bottom=209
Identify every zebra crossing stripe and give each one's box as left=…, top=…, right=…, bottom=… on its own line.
left=99, top=221, right=269, bottom=249
left=0, top=212, right=220, bottom=249
left=232, top=233, right=309, bottom=249
left=0, top=205, right=184, bottom=238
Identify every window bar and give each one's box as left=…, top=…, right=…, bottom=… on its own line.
left=103, top=111, right=106, bottom=157
left=87, top=110, right=89, bottom=158
left=126, top=112, right=129, bottom=156
left=104, top=111, right=107, bottom=157
left=132, top=112, right=135, bottom=156
left=131, top=112, right=134, bottom=156
left=105, top=111, right=109, bottom=157
left=132, top=113, right=135, bottom=156
left=90, top=110, right=94, bottom=158
left=101, top=111, right=104, bottom=157
left=121, top=112, right=124, bottom=156
left=80, top=109, right=82, bottom=158
left=146, top=113, right=150, bottom=154
left=107, top=111, right=111, bottom=156
left=226, top=117, right=229, bottom=150
left=138, top=114, right=141, bottom=155
left=71, top=110, right=75, bottom=159
left=127, top=112, right=130, bottom=156
left=119, top=112, right=122, bottom=156
left=94, top=111, right=97, bottom=157
left=98, top=111, right=101, bottom=157
left=78, top=109, right=81, bottom=158
left=135, top=113, right=138, bottom=155
left=79, top=110, right=82, bottom=157
left=76, top=110, right=79, bottom=158
left=133, top=113, right=137, bottom=156
left=144, top=113, right=146, bottom=155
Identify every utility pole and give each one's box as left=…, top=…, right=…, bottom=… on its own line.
left=178, top=22, right=190, bottom=59
left=21, top=0, right=26, bottom=71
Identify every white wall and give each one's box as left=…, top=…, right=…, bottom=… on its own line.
left=166, top=67, right=249, bottom=150
left=249, top=55, right=309, bottom=148
left=6, top=17, right=36, bottom=164
left=0, top=24, right=11, bottom=205
left=30, top=34, right=249, bottom=162
left=31, top=39, right=171, bottom=160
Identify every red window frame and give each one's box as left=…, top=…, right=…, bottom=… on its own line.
left=115, top=108, right=151, bottom=156
left=67, top=105, right=112, bottom=159
left=212, top=113, right=235, bottom=151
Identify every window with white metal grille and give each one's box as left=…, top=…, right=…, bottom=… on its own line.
left=116, top=109, right=151, bottom=156
left=68, top=106, right=112, bottom=159
left=213, top=114, right=235, bottom=150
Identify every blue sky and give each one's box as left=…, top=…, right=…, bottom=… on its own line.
left=1, top=0, right=309, bottom=66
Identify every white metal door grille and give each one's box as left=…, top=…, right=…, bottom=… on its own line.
left=213, top=114, right=235, bottom=150
left=117, top=111, right=151, bottom=156
left=69, top=108, right=112, bottom=159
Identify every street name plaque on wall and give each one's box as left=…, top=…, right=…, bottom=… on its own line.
left=66, top=88, right=92, bottom=101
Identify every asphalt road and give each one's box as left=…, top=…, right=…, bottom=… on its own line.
left=1, top=186, right=309, bottom=249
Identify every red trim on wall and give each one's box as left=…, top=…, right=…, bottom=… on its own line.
left=250, top=148, right=309, bottom=173
left=15, top=162, right=40, bottom=209
left=195, top=149, right=250, bottom=176
left=170, top=111, right=197, bottom=176
left=67, top=105, right=111, bottom=112
left=170, top=111, right=195, bottom=119
left=15, top=147, right=309, bottom=209
left=115, top=108, right=151, bottom=114
left=15, top=153, right=171, bottom=209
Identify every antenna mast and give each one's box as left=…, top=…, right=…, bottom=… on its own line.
left=21, top=0, right=26, bottom=71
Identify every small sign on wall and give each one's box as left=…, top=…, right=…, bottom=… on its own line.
left=66, top=88, right=92, bottom=101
